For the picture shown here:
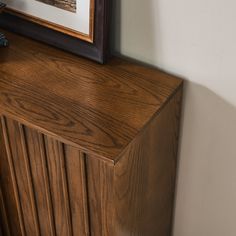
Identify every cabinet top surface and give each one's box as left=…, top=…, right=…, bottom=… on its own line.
left=0, top=30, right=183, bottom=163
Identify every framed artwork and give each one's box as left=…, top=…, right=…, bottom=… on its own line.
left=0, top=0, right=111, bottom=63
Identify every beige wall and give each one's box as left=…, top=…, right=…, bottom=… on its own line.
left=111, top=1, right=236, bottom=235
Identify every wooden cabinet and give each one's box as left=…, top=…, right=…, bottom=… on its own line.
left=0, top=30, right=183, bottom=236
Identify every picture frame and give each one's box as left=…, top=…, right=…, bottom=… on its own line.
left=0, top=0, right=111, bottom=63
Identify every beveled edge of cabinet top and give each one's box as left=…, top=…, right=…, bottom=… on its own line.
left=0, top=29, right=183, bottom=163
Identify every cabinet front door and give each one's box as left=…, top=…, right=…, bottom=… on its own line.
left=0, top=116, right=90, bottom=236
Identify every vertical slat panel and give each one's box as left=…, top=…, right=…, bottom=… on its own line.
left=0, top=117, right=22, bottom=236
left=58, top=143, right=73, bottom=236
left=86, top=156, right=114, bottom=236
left=0, top=116, right=91, bottom=236
left=44, top=136, right=72, bottom=236
left=4, top=118, right=39, bottom=236
left=0, top=186, right=11, bottom=236
left=24, top=128, right=56, bottom=236
left=18, top=125, right=40, bottom=236
left=1, top=117, right=26, bottom=236
left=65, top=147, right=90, bottom=236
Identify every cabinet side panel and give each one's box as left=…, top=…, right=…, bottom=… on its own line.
left=86, top=156, right=114, bottom=236
left=114, top=89, right=183, bottom=236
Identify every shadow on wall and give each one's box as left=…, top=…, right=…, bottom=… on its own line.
left=174, top=81, right=236, bottom=236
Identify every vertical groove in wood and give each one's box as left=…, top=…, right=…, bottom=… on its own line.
left=64, top=147, right=90, bottom=236
left=0, top=116, right=22, bottom=236
left=0, top=186, right=11, bottom=236
left=0, top=222, right=3, bottom=236
left=18, top=124, right=40, bottom=236
left=0, top=117, right=26, bottom=236
left=1, top=116, right=98, bottom=236
left=59, top=143, right=73, bottom=236
left=44, top=137, right=72, bottom=236
left=39, top=133, right=56, bottom=236
left=4, top=118, right=41, bottom=235
left=23, top=125, right=57, bottom=236
left=86, top=156, right=114, bottom=236
left=81, top=153, right=91, bottom=236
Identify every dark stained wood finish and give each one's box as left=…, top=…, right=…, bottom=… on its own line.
left=0, top=185, right=11, bottom=236
left=0, top=29, right=182, bottom=163
left=82, top=90, right=182, bottom=236
left=113, top=89, right=182, bottom=235
left=0, top=117, right=24, bottom=236
left=64, top=147, right=90, bottom=236
left=0, top=30, right=183, bottom=235
left=86, top=157, right=114, bottom=236
left=0, top=117, right=90, bottom=236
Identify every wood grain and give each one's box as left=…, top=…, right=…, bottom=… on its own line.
left=0, top=116, right=91, bottom=236
left=44, top=137, right=72, bottom=236
left=0, top=29, right=183, bottom=162
left=24, top=128, right=56, bottom=236
left=0, top=30, right=183, bottom=235
left=0, top=186, right=10, bottom=236
left=1, top=117, right=27, bottom=236
left=4, top=118, right=39, bottom=236
left=112, top=89, right=182, bottom=235
left=0, top=118, right=22, bottom=236
left=86, top=156, right=114, bottom=236
left=64, top=147, right=90, bottom=236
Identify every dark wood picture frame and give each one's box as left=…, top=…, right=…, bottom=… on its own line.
left=0, top=0, right=111, bottom=63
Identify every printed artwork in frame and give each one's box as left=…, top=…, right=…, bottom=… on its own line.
left=0, top=0, right=111, bottom=63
